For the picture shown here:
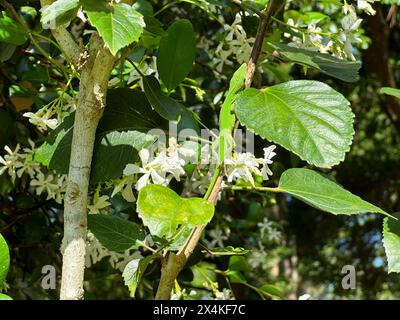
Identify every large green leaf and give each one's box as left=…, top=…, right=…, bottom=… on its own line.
left=0, top=14, right=28, bottom=45
left=122, top=255, right=154, bottom=297
left=268, top=42, right=360, bottom=83
left=236, top=80, right=354, bottom=168
left=0, top=233, right=10, bottom=291
left=278, top=168, right=390, bottom=216
left=157, top=19, right=196, bottom=91
left=88, top=215, right=146, bottom=252
left=137, top=185, right=215, bottom=238
left=86, top=3, right=145, bottom=55
left=143, top=76, right=200, bottom=134
left=383, top=212, right=400, bottom=273
left=40, top=0, right=80, bottom=27
left=91, top=130, right=157, bottom=184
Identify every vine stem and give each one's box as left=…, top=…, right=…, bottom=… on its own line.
left=154, top=0, right=283, bottom=300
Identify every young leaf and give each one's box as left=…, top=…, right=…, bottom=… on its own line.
left=86, top=3, right=145, bottom=55
left=268, top=42, right=360, bottom=82
left=379, top=87, right=400, bottom=99
left=137, top=184, right=215, bottom=238
left=383, top=213, right=400, bottom=273
left=87, top=215, right=146, bottom=252
left=157, top=19, right=196, bottom=91
left=0, top=14, right=28, bottom=45
left=236, top=80, right=354, bottom=168
left=0, top=233, right=10, bottom=290
left=0, top=293, right=12, bottom=300
left=40, top=0, right=80, bottom=27
left=123, top=255, right=154, bottom=297
left=279, top=168, right=391, bottom=216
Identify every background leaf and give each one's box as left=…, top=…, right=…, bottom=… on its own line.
left=86, top=3, right=145, bottom=55
left=383, top=212, right=400, bottom=273
left=90, top=130, right=157, bottom=184
left=123, top=255, right=153, bottom=297
left=269, top=42, right=360, bottom=82
left=0, top=14, right=28, bottom=45
left=236, top=80, right=354, bottom=168
left=137, top=185, right=214, bottom=238
left=157, top=19, right=196, bottom=91
left=380, top=87, right=400, bottom=99
left=88, top=215, right=146, bottom=252
left=279, top=168, right=390, bottom=216
left=0, top=233, right=10, bottom=291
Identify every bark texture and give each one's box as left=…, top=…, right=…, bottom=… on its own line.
left=60, top=34, right=115, bottom=300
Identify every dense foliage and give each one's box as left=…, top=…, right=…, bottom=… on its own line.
left=0, top=0, right=400, bottom=300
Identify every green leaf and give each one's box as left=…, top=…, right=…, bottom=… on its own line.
left=81, top=0, right=112, bottom=12
left=227, top=270, right=247, bottom=284
left=0, top=233, right=10, bottom=291
left=0, top=293, right=12, bottom=300
left=380, top=87, right=400, bottom=99
left=143, top=76, right=199, bottom=134
left=88, top=215, right=146, bottom=252
left=90, top=130, right=157, bottom=184
left=268, top=42, right=360, bottom=83
left=279, top=168, right=391, bottom=216
left=123, top=255, right=154, bottom=297
left=86, top=3, right=145, bottom=55
left=137, top=185, right=214, bottom=238
left=99, top=88, right=166, bottom=133
left=34, top=113, right=74, bottom=172
left=383, top=212, right=400, bottom=273
left=258, top=284, right=284, bottom=299
left=202, top=246, right=250, bottom=256
left=236, top=80, right=354, bottom=168
left=0, top=14, right=28, bottom=45
left=40, top=0, right=80, bottom=27
left=157, top=19, right=196, bottom=91
left=229, top=256, right=251, bottom=272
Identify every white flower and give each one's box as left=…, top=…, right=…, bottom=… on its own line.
left=30, top=172, right=58, bottom=198
left=112, top=176, right=136, bottom=202
left=23, top=111, right=58, bottom=130
left=0, top=144, right=22, bottom=182
left=225, top=152, right=262, bottom=186
left=123, top=149, right=169, bottom=190
left=87, top=195, right=111, bottom=214
left=357, top=0, right=377, bottom=15
left=339, top=5, right=363, bottom=60
left=261, top=145, right=276, bottom=180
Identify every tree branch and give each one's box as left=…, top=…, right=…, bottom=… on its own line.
left=40, top=0, right=81, bottom=68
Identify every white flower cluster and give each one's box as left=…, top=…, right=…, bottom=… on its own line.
left=0, top=141, right=40, bottom=182
left=112, top=137, right=197, bottom=202
left=23, top=93, right=75, bottom=131
left=85, top=232, right=142, bottom=271
left=225, top=145, right=276, bottom=186
left=284, top=1, right=378, bottom=60
left=207, top=13, right=255, bottom=73
left=0, top=141, right=67, bottom=204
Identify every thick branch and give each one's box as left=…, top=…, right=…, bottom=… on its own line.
left=60, top=34, right=115, bottom=300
